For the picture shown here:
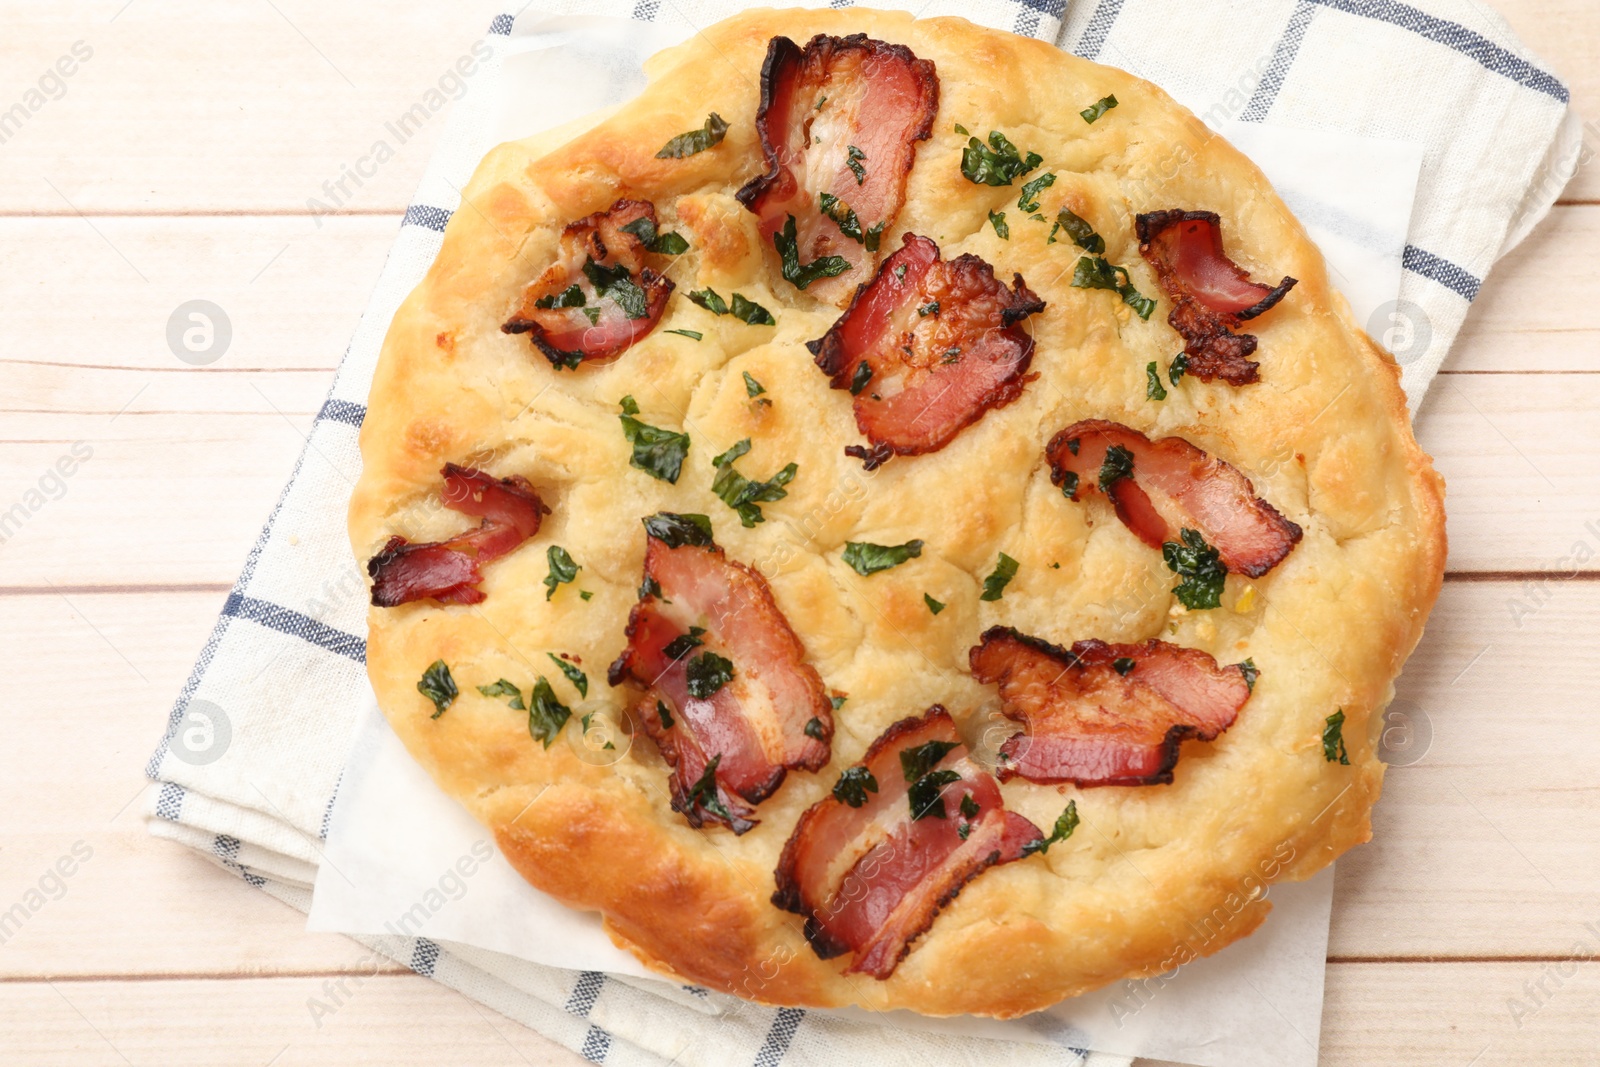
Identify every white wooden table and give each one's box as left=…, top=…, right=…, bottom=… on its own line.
left=2, top=2, right=1596, bottom=1064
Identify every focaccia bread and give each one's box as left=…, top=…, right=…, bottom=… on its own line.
left=348, top=7, right=1446, bottom=1018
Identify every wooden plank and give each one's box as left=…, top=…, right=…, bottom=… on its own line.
left=1488, top=0, right=1600, bottom=204
left=0, top=0, right=499, bottom=215
left=0, top=976, right=585, bottom=1067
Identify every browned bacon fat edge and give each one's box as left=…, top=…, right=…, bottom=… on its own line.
left=736, top=34, right=938, bottom=302
left=971, top=628, right=1252, bottom=787
left=608, top=513, right=831, bottom=834
left=368, top=464, right=548, bottom=607
left=1047, top=418, right=1302, bottom=578
left=773, top=706, right=1043, bottom=978
left=502, top=199, right=675, bottom=370
left=809, top=234, right=1045, bottom=470
left=1137, top=210, right=1297, bottom=385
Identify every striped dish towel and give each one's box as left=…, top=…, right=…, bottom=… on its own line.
left=144, top=1, right=1575, bottom=1064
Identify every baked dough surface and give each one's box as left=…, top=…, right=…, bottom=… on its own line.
left=349, top=7, right=1446, bottom=1017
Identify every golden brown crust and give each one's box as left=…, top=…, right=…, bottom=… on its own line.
left=349, top=7, right=1447, bottom=1017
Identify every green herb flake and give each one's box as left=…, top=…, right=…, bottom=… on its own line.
left=711, top=438, right=797, bottom=527
left=918, top=301, right=940, bottom=317
left=729, top=292, right=776, bottom=325
left=980, top=552, right=1019, bottom=601
left=1146, top=361, right=1168, bottom=401
left=849, top=361, right=874, bottom=396
left=1018, top=172, right=1056, bottom=213
left=830, top=694, right=847, bottom=711
left=1071, top=255, right=1156, bottom=320
left=924, top=593, right=945, bottom=615
left=846, top=144, right=867, bottom=184
left=742, top=371, right=767, bottom=397
left=953, top=123, right=969, bottom=136
left=687, top=287, right=729, bottom=316
left=685, top=650, right=734, bottom=700
left=1163, top=527, right=1228, bottom=610
left=541, top=545, right=581, bottom=601
left=1323, top=709, right=1350, bottom=765
left=662, top=626, right=707, bottom=661
left=655, top=112, right=729, bottom=159
left=1059, top=470, right=1080, bottom=499
left=657, top=700, right=674, bottom=730
left=686, top=754, right=732, bottom=821
left=1170, top=352, right=1189, bottom=385
left=775, top=215, right=852, bottom=290
left=819, top=191, right=869, bottom=245
left=664, top=328, right=703, bottom=341
left=476, top=678, right=524, bottom=710
left=804, top=717, right=825, bottom=740
left=527, top=677, right=572, bottom=748
left=1022, top=800, right=1080, bottom=856
left=533, top=283, right=586, bottom=310
left=959, top=793, right=980, bottom=820
left=619, top=407, right=691, bottom=484
left=842, top=539, right=924, bottom=576
left=546, top=653, right=588, bottom=698
left=579, top=590, right=594, bottom=601
left=1098, top=444, right=1135, bottom=491
left=582, top=258, right=649, bottom=320
left=417, top=660, right=457, bottom=719
left=1238, top=658, right=1259, bottom=692
left=894, top=263, right=908, bottom=282
left=832, top=765, right=879, bottom=808
left=901, top=740, right=960, bottom=783
left=1112, top=657, right=1137, bottom=676
left=619, top=215, right=690, bottom=255
left=1055, top=208, right=1105, bottom=254
left=619, top=394, right=640, bottom=416
left=908, top=768, right=962, bottom=820
left=642, top=511, right=714, bottom=548
left=988, top=210, right=1010, bottom=239
left=960, top=130, right=1043, bottom=187
left=1080, top=94, right=1119, bottom=124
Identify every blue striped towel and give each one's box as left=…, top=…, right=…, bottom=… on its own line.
left=145, top=1, right=1575, bottom=1064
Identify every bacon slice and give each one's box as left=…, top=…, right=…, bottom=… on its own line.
left=502, top=199, right=674, bottom=369
left=971, top=628, right=1251, bottom=787
left=735, top=34, right=939, bottom=303
left=368, top=464, right=548, bottom=607
left=808, top=234, right=1044, bottom=469
left=1046, top=418, right=1301, bottom=578
left=608, top=514, right=831, bottom=834
left=773, top=706, right=1043, bottom=978
left=1136, top=210, right=1297, bottom=385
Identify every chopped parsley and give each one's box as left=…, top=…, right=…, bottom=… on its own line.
left=1238, top=658, right=1259, bottom=692
left=526, top=677, right=571, bottom=747
left=1059, top=470, right=1080, bottom=499
left=1146, top=361, right=1168, bottom=401
left=894, top=263, right=908, bottom=282
left=849, top=361, right=874, bottom=396
left=818, top=192, right=884, bottom=251
left=830, top=694, right=847, bottom=711
left=775, top=215, right=851, bottom=290
left=1163, top=528, right=1227, bottom=610
left=1080, top=94, right=1119, bottom=124
left=908, top=769, right=962, bottom=820
left=539, top=545, right=579, bottom=600
left=953, top=123, right=969, bottom=136
left=686, top=755, right=732, bottom=821
left=417, top=660, right=457, bottom=719
left=477, top=678, right=524, bottom=709
left=742, top=371, right=767, bottom=397
left=642, top=511, right=714, bottom=548
left=832, top=765, right=878, bottom=808
left=1071, top=256, right=1156, bottom=320
left=988, top=210, right=1010, bottom=239
left=655, top=112, right=729, bottom=158
left=711, top=438, right=798, bottom=527
left=656, top=700, right=674, bottom=730
left=924, top=592, right=945, bottom=615
left=918, top=301, right=940, bottom=317
left=842, top=539, right=924, bottom=576
left=581, top=258, right=649, bottom=320
left=1065, top=437, right=1080, bottom=455
left=687, top=287, right=728, bottom=315
left=901, top=740, right=960, bottom=783
left=1170, top=352, right=1189, bottom=385
left=662, top=626, right=706, bottom=660
left=1018, top=172, right=1056, bottom=213
left=619, top=402, right=691, bottom=483
left=533, top=283, right=585, bottom=310
left=619, top=215, right=690, bottom=255
left=1053, top=208, right=1105, bottom=254
left=960, top=794, right=980, bottom=819
left=845, top=144, right=867, bottom=184
left=804, top=717, right=826, bottom=740
left=1112, top=656, right=1137, bottom=676
left=980, top=552, right=1019, bottom=601
left=685, top=651, right=734, bottom=700
left=1098, top=443, right=1135, bottom=490
left=664, top=328, right=703, bottom=341
left=941, top=346, right=962, bottom=363
left=687, top=287, right=775, bottom=325
left=546, top=653, right=588, bottom=698
left=1323, top=709, right=1350, bottom=765
left=960, top=130, right=1042, bottom=187
left=579, top=590, right=593, bottom=601
left=1022, top=800, right=1080, bottom=856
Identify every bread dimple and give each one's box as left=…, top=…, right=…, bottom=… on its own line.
left=350, top=7, right=1445, bottom=1018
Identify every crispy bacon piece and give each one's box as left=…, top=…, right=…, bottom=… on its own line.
left=608, top=514, right=831, bottom=834
left=971, top=628, right=1251, bottom=787
left=1136, top=210, right=1297, bottom=385
left=368, top=464, right=548, bottom=607
left=1047, top=418, right=1301, bottom=578
left=502, top=199, right=675, bottom=369
left=735, top=34, right=939, bottom=303
left=773, top=706, right=1043, bottom=979
left=808, top=234, right=1044, bottom=469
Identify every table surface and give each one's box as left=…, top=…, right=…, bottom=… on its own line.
left=2, top=2, right=1596, bottom=1065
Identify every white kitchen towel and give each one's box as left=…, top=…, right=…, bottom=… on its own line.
left=145, top=1, right=1578, bottom=1065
